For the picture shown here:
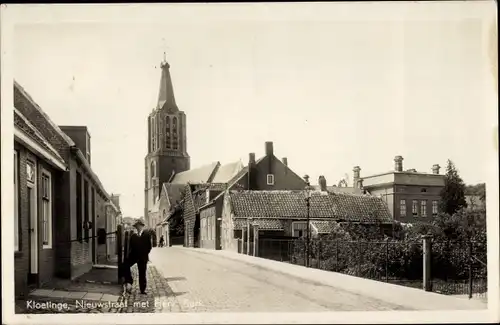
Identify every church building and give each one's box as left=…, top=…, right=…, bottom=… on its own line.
left=144, top=57, right=190, bottom=228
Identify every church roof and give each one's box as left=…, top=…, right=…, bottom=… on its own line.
left=170, top=162, right=219, bottom=184
left=156, top=58, right=178, bottom=112
left=211, top=160, right=244, bottom=183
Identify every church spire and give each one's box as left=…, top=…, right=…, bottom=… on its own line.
left=156, top=52, right=177, bottom=111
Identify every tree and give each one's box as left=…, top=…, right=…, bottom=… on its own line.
left=439, top=160, right=467, bottom=215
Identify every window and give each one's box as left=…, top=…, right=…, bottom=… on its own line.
left=420, top=200, right=427, bottom=217
left=14, top=150, right=19, bottom=251
left=41, top=172, right=52, bottom=248
left=400, top=199, right=406, bottom=217
left=165, top=116, right=171, bottom=149
left=412, top=200, right=418, bottom=216
left=421, top=188, right=427, bottom=193
left=76, top=172, right=83, bottom=241
left=432, top=200, right=438, bottom=215
left=292, top=222, right=307, bottom=238
left=267, top=174, right=275, bottom=185
left=152, top=117, right=156, bottom=151
left=172, top=117, right=178, bottom=150
left=151, top=161, right=156, bottom=179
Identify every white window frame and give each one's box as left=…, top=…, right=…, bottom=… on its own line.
left=412, top=200, right=418, bottom=216
left=266, top=174, right=275, bottom=185
left=41, top=169, right=53, bottom=249
left=420, top=200, right=427, bottom=217
left=432, top=200, right=439, bottom=215
left=400, top=199, right=406, bottom=217
left=14, top=150, right=19, bottom=251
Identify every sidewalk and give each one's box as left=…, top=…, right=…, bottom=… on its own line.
left=16, top=267, right=124, bottom=314
left=174, top=246, right=488, bottom=311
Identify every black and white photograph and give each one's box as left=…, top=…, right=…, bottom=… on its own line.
left=1, top=2, right=498, bottom=324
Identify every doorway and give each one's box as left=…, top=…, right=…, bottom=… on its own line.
left=27, top=175, right=38, bottom=286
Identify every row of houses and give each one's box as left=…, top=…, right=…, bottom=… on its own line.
left=13, top=81, right=122, bottom=298
left=149, top=141, right=394, bottom=250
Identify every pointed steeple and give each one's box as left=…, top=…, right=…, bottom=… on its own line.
left=156, top=52, right=177, bottom=111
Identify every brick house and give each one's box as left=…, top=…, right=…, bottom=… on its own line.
left=219, top=190, right=393, bottom=252
left=192, top=141, right=308, bottom=250
left=359, top=156, right=445, bottom=223
left=13, top=81, right=115, bottom=298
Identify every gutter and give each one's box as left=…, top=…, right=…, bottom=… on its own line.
left=71, top=146, right=109, bottom=198
left=14, top=129, right=68, bottom=172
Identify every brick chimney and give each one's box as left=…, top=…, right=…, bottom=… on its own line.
left=432, top=164, right=441, bottom=174
left=248, top=153, right=256, bottom=190
left=265, top=141, right=274, bottom=157
left=303, top=174, right=310, bottom=185
left=318, top=176, right=327, bottom=191
left=282, top=157, right=288, bottom=166
left=249, top=153, right=256, bottom=166
left=394, top=155, right=403, bottom=172
left=353, top=166, right=361, bottom=188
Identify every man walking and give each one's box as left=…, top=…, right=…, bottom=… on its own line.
left=122, top=219, right=152, bottom=294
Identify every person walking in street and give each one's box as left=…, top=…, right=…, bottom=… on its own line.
left=122, top=219, right=152, bottom=294
left=159, top=235, right=165, bottom=247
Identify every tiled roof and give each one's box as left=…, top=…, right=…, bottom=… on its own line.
left=163, top=183, right=185, bottom=206
left=229, top=190, right=392, bottom=223
left=211, top=160, right=244, bottom=183
left=234, top=218, right=284, bottom=230
left=310, top=220, right=342, bottom=234
left=170, top=162, right=219, bottom=184
left=14, top=109, right=66, bottom=166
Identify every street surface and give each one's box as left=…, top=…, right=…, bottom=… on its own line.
left=148, top=247, right=411, bottom=312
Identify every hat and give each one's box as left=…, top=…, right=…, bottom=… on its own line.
left=133, top=219, right=145, bottom=227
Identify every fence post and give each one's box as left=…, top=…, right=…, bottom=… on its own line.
left=241, top=228, right=246, bottom=255
left=468, top=240, right=473, bottom=299
left=253, top=225, right=259, bottom=257
left=318, top=240, right=322, bottom=269
left=246, top=220, right=252, bottom=255
left=335, top=240, right=339, bottom=272
left=116, top=225, right=123, bottom=283
left=422, top=235, right=433, bottom=292
left=385, top=238, right=389, bottom=283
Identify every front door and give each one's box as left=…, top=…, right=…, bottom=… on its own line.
left=27, top=162, right=38, bottom=285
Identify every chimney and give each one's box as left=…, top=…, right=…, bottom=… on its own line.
left=282, top=157, right=288, bottom=166
left=265, top=141, right=274, bottom=157
left=303, top=174, right=310, bottom=185
left=432, top=164, right=441, bottom=174
left=318, top=176, right=327, bottom=191
left=249, top=153, right=256, bottom=166
left=353, top=166, right=361, bottom=188
left=394, top=155, right=404, bottom=172
left=248, top=153, right=256, bottom=190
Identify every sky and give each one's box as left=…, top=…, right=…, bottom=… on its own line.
left=10, top=2, right=497, bottom=218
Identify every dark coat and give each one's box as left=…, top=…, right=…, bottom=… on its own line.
left=128, top=230, right=152, bottom=263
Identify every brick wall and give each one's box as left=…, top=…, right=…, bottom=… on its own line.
left=14, top=144, right=30, bottom=298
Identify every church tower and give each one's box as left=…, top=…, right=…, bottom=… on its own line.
left=144, top=56, right=190, bottom=225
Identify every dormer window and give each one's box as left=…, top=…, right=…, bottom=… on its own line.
left=421, top=188, right=427, bottom=193
left=267, top=174, right=275, bottom=185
